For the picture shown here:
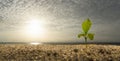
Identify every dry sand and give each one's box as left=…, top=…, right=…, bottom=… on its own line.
left=0, top=44, right=120, bottom=61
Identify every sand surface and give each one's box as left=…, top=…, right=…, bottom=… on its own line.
left=0, top=44, right=120, bottom=61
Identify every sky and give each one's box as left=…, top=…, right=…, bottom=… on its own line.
left=0, top=0, right=120, bottom=42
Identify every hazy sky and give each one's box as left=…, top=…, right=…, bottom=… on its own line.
left=0, top=0, right=120, bottom=42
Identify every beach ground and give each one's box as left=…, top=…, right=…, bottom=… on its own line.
left=0, top=44, right=120, bottom=61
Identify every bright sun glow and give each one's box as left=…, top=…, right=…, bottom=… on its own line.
left=24, top=18, right=46, bottom=38
left=30, top=42, right=41, bottom=45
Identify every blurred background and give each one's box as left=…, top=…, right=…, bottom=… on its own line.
left=0, top=0, right=120, bottom=43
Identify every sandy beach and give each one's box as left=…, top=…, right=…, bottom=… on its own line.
left=0, top=44, right=120, bottom=61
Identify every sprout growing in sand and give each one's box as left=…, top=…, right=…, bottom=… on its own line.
left=78, top=18, right=94, bottom=47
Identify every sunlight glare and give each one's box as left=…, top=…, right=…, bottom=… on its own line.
left=24, top=18, right=46, bottom=38
left=30, top=42, right=41, bottom=45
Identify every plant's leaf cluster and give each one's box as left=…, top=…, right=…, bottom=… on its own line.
left=78, top=18, right=94, bottom=41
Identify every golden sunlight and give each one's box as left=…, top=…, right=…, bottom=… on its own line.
left=30, top=42, right=41, bottom=45
left=24, top=18, right=46, bottom=38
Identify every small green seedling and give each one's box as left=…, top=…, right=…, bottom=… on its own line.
left=78, top=18, right=94, bottom=47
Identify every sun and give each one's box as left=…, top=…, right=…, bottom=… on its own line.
left=24, top=18, right=45, bottom=38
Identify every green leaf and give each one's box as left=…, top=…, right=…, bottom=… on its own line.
left=78, top=34, right=85, bottom=38
left=87, top=33, right=94, bottom=40
left=82, top=18, right=92, bottom=34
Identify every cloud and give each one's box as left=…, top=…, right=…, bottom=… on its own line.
left=0, top=0, right=120, bottom=41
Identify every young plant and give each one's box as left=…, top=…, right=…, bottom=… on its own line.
left=78, top=18, right=94, bottom=47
